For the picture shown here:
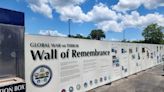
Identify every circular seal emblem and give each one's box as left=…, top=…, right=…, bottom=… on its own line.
left=100, top=77, right=103, bottom=82
left=76, top=84, right=81, bottom=90
left=61, top=89, right=66, bottom=92
left=89, top=80, right=93, bottom=86
left=94, top=79, right=98, bottom=84
left=84, top=82, right=88, bottom=88
left=31, top=65, right=52, bottom=87
left=69, top=86, right=74, bottom=92
left=104, top=76, right=107, bottom=81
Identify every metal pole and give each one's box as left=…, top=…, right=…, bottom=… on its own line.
left=48, top=30, right=51, bottom=36
left=68, top=19, right=71, bottom=37
left=123, top=30, right=125, bottom=42
left=162, top=55, right=164, bottom=71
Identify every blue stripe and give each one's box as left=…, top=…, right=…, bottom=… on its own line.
left=0, top=8, right=24, bottom=26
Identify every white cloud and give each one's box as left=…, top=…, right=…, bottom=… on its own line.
left=55, top=3, right=118, bottom=23
left=86, top=3, right=118, bottom=22
left=112, top=0, right=141, bottom=12
left=49, top=0, right=86, bottom=7
left=143, top=0, right=164, bottom=9
left=39, top=30, right=66, bottom=37
left=27, top=1, right=118, bottom=23
left=112, top=0, right=164, bottom=12
left=121, top=11, right=164, bottom=29
left=28, top=0, right=87, bottom=21
left=28, top=0, right=53, bottom=18
left=109, top=38, right=120, bottom=41
left=27, top=1, right=164, bottom=33
left=56, top=5, right=88, bottom=23
left=25, top=32, right=29, bottom=35
left=97, top=20, right=123, bottom=32
left=96, top=11, right=164, bottom=32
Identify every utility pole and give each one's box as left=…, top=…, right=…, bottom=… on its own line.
left=123, top=30, right=126, bottom=42
left=68, top=19, right=71, bottom=37
left=48, top=30, right=51, bottom=36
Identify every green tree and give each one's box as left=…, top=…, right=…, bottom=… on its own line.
left=142, top=23, right=164, bottom=44
left=74, top=34, right=83, bottom=38
left=90, top=29, right=106, bottom=40
left=68, top=34, right=91, bottom=39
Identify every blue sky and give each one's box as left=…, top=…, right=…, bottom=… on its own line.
left=0, top=0, right=164, bottom=41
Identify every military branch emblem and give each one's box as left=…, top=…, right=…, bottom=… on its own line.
left=31, top=65, right=52, bottom=87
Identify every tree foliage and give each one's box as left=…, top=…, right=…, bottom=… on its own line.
left=68, top=34, right=91, bottom=39
left=90, top=29, right=106, bottom=40
left=142, top=23, right=164, bottom=44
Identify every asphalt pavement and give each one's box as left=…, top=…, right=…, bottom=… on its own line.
left=88, top=64, right=164, bottom=92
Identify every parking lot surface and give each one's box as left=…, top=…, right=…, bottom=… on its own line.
left=88, top=64, right=164, bottom=92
